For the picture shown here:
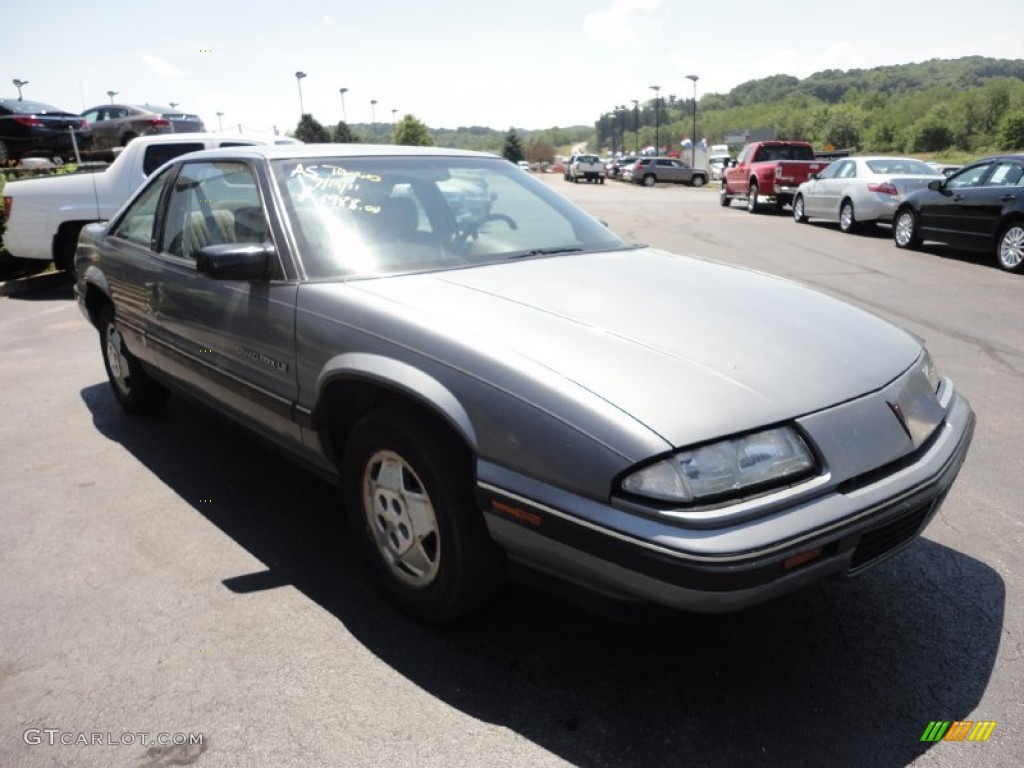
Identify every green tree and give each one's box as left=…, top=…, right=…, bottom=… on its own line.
left=999, top=109, right=1024, bottom=149
left=294, top=113, right=330, bottom=143
left=333, top=121, right=356, bottom=143
left=823, top=108, right=862, bottom=149
left=393, top=114, right=435, bottom=146
left=502, top=129, right=525, bottom=163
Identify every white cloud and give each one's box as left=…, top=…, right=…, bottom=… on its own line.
left=584, top=0, right=663, bottom=46
left=143, top=55, right=187, bottom=79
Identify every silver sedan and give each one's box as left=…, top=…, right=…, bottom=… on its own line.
left=793, top=156, right=944, bottom=233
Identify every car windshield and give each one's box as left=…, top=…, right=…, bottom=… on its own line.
left=272, top=155, right=630, bottom=279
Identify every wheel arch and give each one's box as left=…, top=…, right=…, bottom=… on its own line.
left=81, top=271, right=113, bottom=329
left=314, top=353, right=478, bottom=473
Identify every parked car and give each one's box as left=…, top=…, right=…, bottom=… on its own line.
left=75, top=144, right=974, bottom=622
left=893, top=153, right=1024, bottom=273
left=927, top=162, right=962, bottom=177
left=516, top=160, right=530, bottom=172
left=0, top=98, right=91, bottom=165
left=628, top=157, right=707, bottom=187
left=793, top=156, right=944, bottom=233
left=709, top=156, right=730, bottom=181
left=81, top=103, right=204, bottom=149
left=606, top=155, right=637, bottom=180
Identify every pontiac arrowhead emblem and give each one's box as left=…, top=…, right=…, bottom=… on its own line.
left=887, top=401, right=913, bottom=441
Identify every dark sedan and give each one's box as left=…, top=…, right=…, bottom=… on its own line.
left=893, top=154, right=1024, bottom=273
left=82, top=103, right=204, bottom=150
left=75, top=144, right=974, bottom=622
left=0, top=98, right=91, bottom=165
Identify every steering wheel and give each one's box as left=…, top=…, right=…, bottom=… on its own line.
left=452, top=213, right=519, bottom=249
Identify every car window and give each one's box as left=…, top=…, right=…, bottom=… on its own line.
left=986, top=162, right=1024, bottom=187
left=838, top=161, right=857, bottom=179
left=945, top=163, right=990, bottom=189
left=142, top=143, right=206, bottom=176
left=109, top=167, right=174, bottom=247
left=273, top=155, right=627, bottom=279
left=161, top=161, right=268, bottom=260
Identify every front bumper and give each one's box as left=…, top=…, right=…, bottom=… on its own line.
left=477, top=391, right=974, bottom=613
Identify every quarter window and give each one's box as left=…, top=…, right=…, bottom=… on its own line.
left=109, top=167, right=173, bottom=247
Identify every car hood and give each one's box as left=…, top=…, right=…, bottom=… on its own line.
left=347, top=248, right=921, bottom=447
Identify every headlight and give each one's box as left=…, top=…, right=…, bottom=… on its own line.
left=620, top=426, right=816, bottom=504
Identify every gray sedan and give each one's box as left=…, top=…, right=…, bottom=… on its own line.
left=793, top=156, right=944, bottom=232
left=74, top=144, right=974, bottom=622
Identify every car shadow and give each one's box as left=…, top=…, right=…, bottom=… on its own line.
left=81, top=383, right=1004, bottom=768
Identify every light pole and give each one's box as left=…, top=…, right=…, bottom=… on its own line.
left=216, top=112, right=224, bottom=131
left=169, top=101, right=179, bottom=110
left=370, top=99, right=378, bottom=140
left=106, top=90, right=118, bottom=103
left=631, top=99, right=639, bottom=154
left=618, top=105, right=627, bottom=156
left=686, top=74, right=699, bottom=166
left=13, top=79, right=29, bottom=100
left=649, top=85, right=661, bottom=155
left=294, top=71, right=307, bottom=117
left=339, top=87, right=348, bottom=122
left=391, top=108, right=397, bottom=138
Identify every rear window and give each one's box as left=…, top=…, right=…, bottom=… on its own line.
left=0, top=98, right=68, bottom=115
left=142, top=143, right=205, bottom=176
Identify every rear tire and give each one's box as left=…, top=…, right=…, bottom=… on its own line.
left=120, top=132, right=138, bottom=147
left=746, top=182, right=760, bottom=213
left=893, top=208, right=921, bottom=250
left=996, top=221, right=1024, bottom=273
left=99, top=305, right=169, bottom=414
left=642, top=174, right=656, bottom=187
left=343, top=409, right=505, bottom=622
left=54, top=223, right=84, bottom=272
left=0, top=140, right=10, bottom=166
left=839, top=199, right=859, bottom=233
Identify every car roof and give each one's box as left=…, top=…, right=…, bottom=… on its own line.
left=115, top=132, right=271, bottom=146
left=167, top=143, right=501, bottom=161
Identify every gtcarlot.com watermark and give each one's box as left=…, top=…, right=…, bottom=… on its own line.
left=24, top=729, right=204, bottom=747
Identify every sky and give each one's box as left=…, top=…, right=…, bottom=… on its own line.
left=6, top=0, right=1022, bottom=139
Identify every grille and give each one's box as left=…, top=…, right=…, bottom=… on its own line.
left=849, top=501, right=934, bottom=572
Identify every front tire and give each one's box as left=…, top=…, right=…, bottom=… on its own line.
left=793, top=195, right=808, bottom=223
left=996, top=221, right=1024, bottom=273
left=720, top=182, right=731, bottom=207
left=99, top=305, right=169, bottom=414
left=343, top=409, right=505, bottom=622
left=691, top=175, right=706, bottom=188
left=893, top=208, right=921, bottom=250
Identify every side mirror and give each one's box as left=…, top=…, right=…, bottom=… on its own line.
left=809, top=173, right=819, bottom=181
left=927, top=179, right=944, bottom=191
left=196, top=242, right=275, bottom=280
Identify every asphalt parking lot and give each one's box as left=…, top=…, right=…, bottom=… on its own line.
left=1, top=175, right=1021, bottom=768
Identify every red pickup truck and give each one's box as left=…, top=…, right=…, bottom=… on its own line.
left=721, top=141, right=830, bottom=213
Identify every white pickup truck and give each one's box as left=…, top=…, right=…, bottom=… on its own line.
left=2, top=133, right=270, bottom=270
left=566, top=154, right=606, bottom=184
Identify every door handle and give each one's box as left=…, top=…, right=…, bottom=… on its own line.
left=1000, top=194, right=1017, bottom=202
left=952, top=195, right=965, bottom=202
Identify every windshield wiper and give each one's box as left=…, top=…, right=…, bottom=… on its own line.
left=506, top=247, right=584, bottom=260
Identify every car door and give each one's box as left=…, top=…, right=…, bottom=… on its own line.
left=952, top=160, right=1024, bottom=244
left=657, top=159, right=681, bottom=183
left=801, top=160, right=841, bottom=218
left=818, top=159, right=854, bottom=219
left=83, top=107, right=117, bottom=149
left=148, top=158, right=302, bottom=446
left=917, top=162, right=992, bottom=246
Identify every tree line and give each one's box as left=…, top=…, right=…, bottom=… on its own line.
left=595, top=57, right=1024, bottom=157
